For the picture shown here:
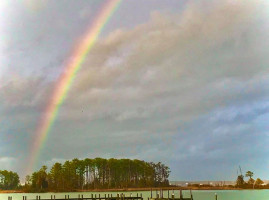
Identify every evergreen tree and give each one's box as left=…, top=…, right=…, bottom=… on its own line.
left=25, top=158, right=170, bottom=191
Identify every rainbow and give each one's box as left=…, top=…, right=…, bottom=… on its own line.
left=27, top=0, right=122, bottom=174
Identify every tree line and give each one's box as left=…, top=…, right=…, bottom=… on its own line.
left=236, top=170, right=267, bottom=189
left=24, top=158, right=170, bottom=192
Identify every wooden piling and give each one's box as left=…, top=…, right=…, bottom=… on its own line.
left=190, top=190, right=193, bottom=200
left=215, top=193, right=218, bottom=200
left=151, top=188, right=152, bottom=198
left=180, top=190, right=183, bottom=200
left=168, top=190, right=169, bottom=198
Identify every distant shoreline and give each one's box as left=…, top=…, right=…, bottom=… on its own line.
left=0, top=190, right=23, bottom=193
left=2, top=187, right=268, bottom=193
left=76, top=187, right=244, bottom=192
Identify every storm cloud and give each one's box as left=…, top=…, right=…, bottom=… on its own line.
left=1, top=0, right=269, bottom=181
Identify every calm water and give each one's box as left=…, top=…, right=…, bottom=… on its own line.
left=1, top=190, right=269, bottom=200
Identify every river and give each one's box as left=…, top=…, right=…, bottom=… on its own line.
left=1, top=190, right=269, bottom=200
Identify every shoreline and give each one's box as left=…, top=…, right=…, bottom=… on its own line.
left=2, top=187, right=269, bottom=193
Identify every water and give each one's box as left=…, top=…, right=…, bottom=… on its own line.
left=1, top=190, right=269, bottom=200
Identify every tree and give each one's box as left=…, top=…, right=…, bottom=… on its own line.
left=30, top=166, right=48, bottom=191
left=48, top=162, right=63, bottom=191
left=255, top=178, right=264, bottom=186
left=0, top=170, right=20, bottom=190
left=236, top=175, right=245, bottom=187
left=25, top=175, right=31, bottom=185
left=247, top=178, right=255, bottom=185
left=245, top=171, right=254, bottom=180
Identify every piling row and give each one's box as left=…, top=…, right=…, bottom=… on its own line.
left=7, top=190, right=218, bottom=200
left=8, top=193, right=144, bottom=200
left=149, top=189, right=193, bottom=200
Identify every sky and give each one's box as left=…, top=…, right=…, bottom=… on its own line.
left=0, top=0, right=269, bottom=181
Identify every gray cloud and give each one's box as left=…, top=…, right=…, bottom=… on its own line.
left=1, top=0, right=269, bottom=181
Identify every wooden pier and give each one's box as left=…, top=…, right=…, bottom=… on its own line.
left=149, top=189, right=193, bottom=200
left=8, top=193, right=143, bottom=200
left=6, top=189, right=218, bottom=200
left=7, top=193, right=144, bottom=200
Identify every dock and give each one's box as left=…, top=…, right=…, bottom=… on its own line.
left=149, top=189, right=193, bottom=200
left=8, top=193, right=144, bottom=200
left=7, top=189, right=218, bottom=200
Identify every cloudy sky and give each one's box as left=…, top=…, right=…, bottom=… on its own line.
left=1, top=0, right=269, bottom=181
